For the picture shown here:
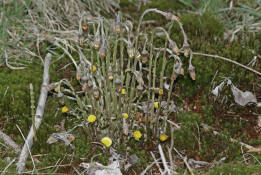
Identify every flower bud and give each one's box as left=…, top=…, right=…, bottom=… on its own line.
left=183, top=44, right=190, bottom=58
left=99, top=46, right=106, bottom=58
left=115, top=24, right=121, bottom=34
left=165, top=12, right=180, bottom=21
left=169, top=41, right=179, bottom=55
left=82, top=82, right=88, bottom=91
left=127, top=46, right=134, bottom=59
left=79, top=35, right=84, bottom=46
left=188, top=65, right=196, bottom=80
left=82, top=24, right=88, bottom=32
left=94, top=35, right=100, bottom=50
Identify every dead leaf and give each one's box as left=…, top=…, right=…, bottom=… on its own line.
left=231, top=85, right=257, bottom=106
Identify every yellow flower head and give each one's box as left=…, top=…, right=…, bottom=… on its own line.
left=88, top=115, right=96, bottom=123
left=122, top=113, right=129, bottom=119
left=160, top=134, right=168, bottom=142
left=133, top=130, right=142, bottom=140
left=92, top=65, right=97, bottom=72
left=54, top=87, right=59, bottom=92
left=101, top=137, right=112, bottom=147
left=154, top=102, right=159, bottom=109
left=121, top=89, right=126, bottom=95
left=158, top=88, right=163, bottom=95
left=61, top=106, right=69, bottom=113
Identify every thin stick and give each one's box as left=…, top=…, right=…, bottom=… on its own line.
left=0, top=129, right=21, bottom=153
left=193, top=52, right=261, bottom=76
left=1, top=158, right=16, bottom=175
left=173, top=147, right=194, bottom=175
left=140, top=158, right=161, bottom=175
left=16, top=53, right=52, bottom=174
left=158, top=144, right=171, bottom=175
left=150, top=152, right=163, bottom=174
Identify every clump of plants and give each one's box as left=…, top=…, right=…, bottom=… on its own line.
left=1, top=0, right=261, bottom=174
left=44, top=7, right=260, bottom=174
left=49, top=9, right=189, bottom=148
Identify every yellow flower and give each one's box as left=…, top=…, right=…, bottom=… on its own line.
left=133, top=130, right=142, bottom=140
left=121, top=89, right=126, bottom=95
left=101, top=137, right=112, bottom=147
left=88, top=115, right=96, bottom=123
left=123, top=113, right=129, bottom=119
left=92, top=65, right=97, bottom=72
left=160, top=134, right=168, bottom=142
left=158, top=88, right=163, bottom=95
left=154, top=102, right=159, bottom=109
left=61, top=106, right=69, bottom=113
left=54, top=87, right=59, bottom=92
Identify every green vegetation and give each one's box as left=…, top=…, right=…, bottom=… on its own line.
left=0, top=0, right=260, bottom=174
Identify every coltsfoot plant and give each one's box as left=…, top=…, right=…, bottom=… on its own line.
left=47, top=9, right=191, bottom=148
left=47, top=8, right=260, bottom=150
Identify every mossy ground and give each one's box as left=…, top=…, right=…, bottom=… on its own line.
left=1, top=0, right=260, bottom=174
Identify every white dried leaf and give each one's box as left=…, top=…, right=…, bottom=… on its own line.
left=164, top=82, right=170, bottom=90
left=80, top=160, right=122, bottom=175
left=212, top=81, right=225, bottom=96
left=231, top=85, right=257, bottom=106
left=47, top=132, right=75, bottom=148
left=188, top=159, right=209, bottom=168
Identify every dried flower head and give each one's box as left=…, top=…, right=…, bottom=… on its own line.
left=115, top=12, right=121, bottom=34
left=101, top=137, right=112, bottom=147
left=183, top=45, right=190, bottom=58
left=59, top=99, right=65, bottom=106
left=188, top=65, right=196, bottom=80
left=99, top=46, right=106, bottom=58
left=127, top=46, right=134, bottom=59
left=79, top=35, right=84, bottom=46
left=94, top=35, right=100, bottom=50
left=87, top=115, right=96, bottom=123
left=169, top=41, right=179, bottom=55
left=141, top=50, right=148, bottom=64
left=82, top=24, right=88, bottom=31
left=82, top=83, right=88, bottom=92
left=76, top=68, right=81, bottom=80
left=93, top=87, right=99, bottom=99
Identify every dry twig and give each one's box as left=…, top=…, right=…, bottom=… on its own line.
left=16, top=53, right=52, bottom=174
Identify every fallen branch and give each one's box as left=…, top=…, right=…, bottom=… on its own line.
left=158, top=144, right=172, bottom=175
left=16, top=53, right=52, bottom=174
left=0, top=129, right=21, bottom=153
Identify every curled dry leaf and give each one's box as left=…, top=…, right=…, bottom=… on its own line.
left=47, top=132, right=75, bottom=148
left=212, top=81, right=225, bottom=96
left=80, top=160, right=122, bottom=175
left=231, top=85, right=257, bottom=106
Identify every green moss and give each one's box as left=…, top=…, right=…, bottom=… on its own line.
left=141, top=0, right=184, bottom=12
left=207, top=163, right=261, bottom=175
